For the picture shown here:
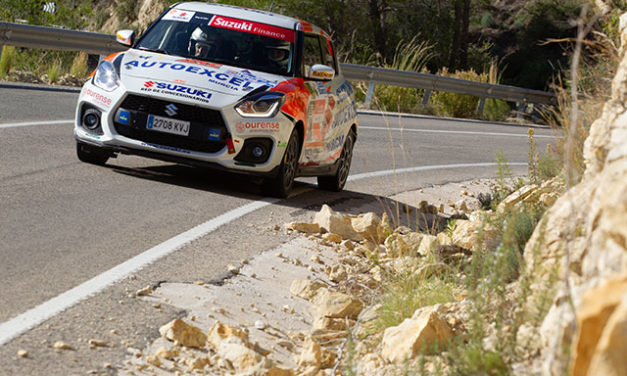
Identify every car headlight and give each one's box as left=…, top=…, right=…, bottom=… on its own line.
left=235, top=92, right=285, bottom=118
left=93, top=60, right=120, bottom=92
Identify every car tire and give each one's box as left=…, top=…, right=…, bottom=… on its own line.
left=263, top=129, right=300, bottom=198
left=317, top=130, right=355, bottom=192
left=76, top=142, right=111, bottom=166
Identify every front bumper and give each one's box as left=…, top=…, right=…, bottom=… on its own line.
left=74, top=84, right=293, bottom=175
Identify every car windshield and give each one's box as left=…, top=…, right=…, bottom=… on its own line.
left=136, top=10, right=295, bottom=76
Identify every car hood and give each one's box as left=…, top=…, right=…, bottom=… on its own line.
left=119, top=50, right=286, bottom=106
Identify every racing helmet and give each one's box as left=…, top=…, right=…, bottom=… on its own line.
left=189, top=26, right=219, bottom=58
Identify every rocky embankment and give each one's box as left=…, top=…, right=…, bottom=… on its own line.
left=101, top=16, right=627, bottom=376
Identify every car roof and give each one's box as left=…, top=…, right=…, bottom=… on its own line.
left=172, top=2, right=330, bottom=39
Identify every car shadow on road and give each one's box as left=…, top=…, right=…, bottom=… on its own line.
left=107, top=161, right=451, bottom=233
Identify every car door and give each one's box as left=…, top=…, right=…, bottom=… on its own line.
left=301, top=33, right=342, bottom=166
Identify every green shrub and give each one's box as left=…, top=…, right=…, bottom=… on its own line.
left=116, top=0, right=140, bottom=23
left=431, top=68, right=483, bottom=118
left=447, top=341, right=509, bottom=376
left=497, top=204, right=545, bottom=282
left=537, top=146, right=562, bottom=181
left=373, top=85, right=420, bottom=113
left=0, top=46, right=16, bottom=79
left=484, top=98, right=512, bottom=121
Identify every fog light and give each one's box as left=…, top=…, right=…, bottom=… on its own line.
left=234, top=137, right=273, bottom=164
left=83, top=109, right=101, bottom=130
left=251, top=145, right=265, bottom=158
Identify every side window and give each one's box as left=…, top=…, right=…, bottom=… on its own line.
left=302, top=34, right=323, bottom=77
left=321, top=37, right=336, bottom=70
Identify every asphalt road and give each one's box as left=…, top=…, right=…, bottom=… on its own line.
left=0, top=86, right=554, bottom=374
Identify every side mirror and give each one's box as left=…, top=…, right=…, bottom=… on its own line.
left=116, top=30, right=135, bottom=47
left=308, top=64, right=335, bottom=80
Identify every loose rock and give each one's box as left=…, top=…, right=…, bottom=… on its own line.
left=159, top=319, right=207, bottom=349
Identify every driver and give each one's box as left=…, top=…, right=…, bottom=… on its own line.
left=264, top=44, right=290, bottom=72
left=189, top=26, right=222, bottom=59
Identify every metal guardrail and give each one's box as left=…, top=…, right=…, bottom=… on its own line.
left=342, top=64, right=554, bottom=105
left=0, top=21, right=124, bottom=55
left=0, top=21, right=554, bottom=114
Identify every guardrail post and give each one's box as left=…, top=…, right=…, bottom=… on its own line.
left=517, top=101, right=526, bottom=119
left=422, top=89, right=431, bottom=106
left=477, top=97, right=486, bottom=119
left=364, top=81, right=376, bottom=109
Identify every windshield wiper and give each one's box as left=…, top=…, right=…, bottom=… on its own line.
left=138, top=47, right=170, bottom=55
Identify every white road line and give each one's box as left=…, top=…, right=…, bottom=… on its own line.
left=348, top=162, right=527, bottom=181
left=0, top=120, right=74, bottom=129
left=359, top=125, right=555, bottom=138
left=0, top=161, right=525, bottom=346
left=0, top=199, right=278, bottom=346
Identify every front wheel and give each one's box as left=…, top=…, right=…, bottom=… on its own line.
left=263, top=129, right=300, bottom=198
left=318, top=130, right=355, bottom=192
left=76, top=142, right=111, bottom=166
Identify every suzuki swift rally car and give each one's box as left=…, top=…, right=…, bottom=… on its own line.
left=74, top=2, right=358, bottom=197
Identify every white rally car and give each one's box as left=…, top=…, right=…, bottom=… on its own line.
left=74, top=2, right=358, bottom=197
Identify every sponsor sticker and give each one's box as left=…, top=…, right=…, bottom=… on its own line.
left=330, top=104, right=356, bottom=129
left=336, top=81, right=354, bottom=100
left=125, top=60, right=260, bottom=91
left=226, top=69, right=278, bottom=88
left=162, top=9, right=195, bottom=22
left=313, top=99, right=326, bottom=114
left=209, top=15, right=295, bottom=42
left=235, top=121, right=280, bottom=133
left=83, top=88, right=112, bottom=108
left=326, top=135, right=344, bottom=151
left=117, top=109, right=130, bottom=125
left=177, top=58, right=222, bottom=69
left=141, top=80, right=212, bottom=103
left=208, top=128, right=221, bottom=140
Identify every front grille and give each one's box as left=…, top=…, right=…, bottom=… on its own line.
left=113, top=94, right=227, bottom=153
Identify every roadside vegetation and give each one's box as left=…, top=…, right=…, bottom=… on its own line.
left=1, top=0, right=624, bottom=122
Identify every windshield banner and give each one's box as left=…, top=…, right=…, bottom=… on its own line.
left=208, top=15, right=295, bottom=42
left=162, top=9, right=196, bottom=22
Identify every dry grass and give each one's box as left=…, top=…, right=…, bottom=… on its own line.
left=70, top=52, right=89, bottom=77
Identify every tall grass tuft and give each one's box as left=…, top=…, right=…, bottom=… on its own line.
left=46, top=60, right=63, bottom=83
left=369, top=37, right=434, bottom=113
left=484, top=61, right=512, bottom=121
left=390, top=35, right=435, bottom=73
left=374, top=269, right=457, bottom=333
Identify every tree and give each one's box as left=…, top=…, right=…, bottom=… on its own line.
left=449, top=0, right=471, bottom=71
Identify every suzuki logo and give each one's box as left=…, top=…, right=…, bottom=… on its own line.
left=164, top=103, right=178, bottom=117
left=144, top=81, right=155, bottom=88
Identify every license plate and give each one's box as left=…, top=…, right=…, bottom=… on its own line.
left=146, top=115, right=190, bottom=136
